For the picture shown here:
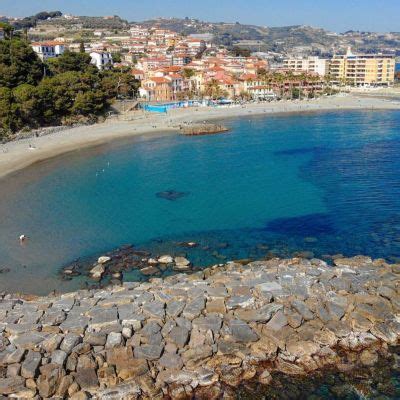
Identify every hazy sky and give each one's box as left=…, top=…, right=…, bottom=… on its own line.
left=1, top=0, right=399, bottom=33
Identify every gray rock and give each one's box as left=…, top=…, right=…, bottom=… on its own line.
left=6, top=323, right=40, bottom=335
left=21, top=350, right=41, bottom=378
left=158, top=255, right=174, bottom=264
left=228, top=319, right=259, bottom=342
left=182, top=296, right=205, bottom=320
left=142, top=300, right=165, bottom=320
left=83, top=332, right=107, bottom=346
left=60, top=334, right=81, bottom=354
left=11, top=331, right=49, bottom=350
left=88, top=308, right=118, bottom=330
left=174, top=257, right=190, bottom=266
left=169, top=326, right=190, bottom=348
left=52, top=297, right=75, bottom=312
left=41, top=334, right=63, bottom=353
left=3, top=349, right=26, bottom=364
left=226, top=295, right=255, bottom=309
left=134, top=344, right=164, bottom=360
left=255, top=281, right=283, bottom=296
left=266, top=310, right=288, bottom=331
left=0, top=376, right=26, bottom=395
left=106, top=332, right=123, bottom=348
left=326, top=299, right=346, bottom=321
left=141, top=321, right=161, bottom=337
left=166, top=300, right=185, bottom=318
left=60, top=315, right=90, bottom=334
left=51, top=349, right=68, bottom=366
left=291, top=300, right=314, bottom=321
left=159, top=352, right=183, bottom=369
left=41, top=310, right=66, bottom=326
left=192, top=314, right=222, bottom=334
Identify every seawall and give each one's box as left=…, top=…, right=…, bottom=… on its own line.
left=0, top=255, right=399, bottom=398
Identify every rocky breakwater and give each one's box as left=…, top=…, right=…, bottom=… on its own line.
left=0, top=255, right=399, bottom=399
left=180, top=123, right=229, bottom=136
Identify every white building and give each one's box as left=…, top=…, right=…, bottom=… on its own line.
left=283, top=56, right=330, bottom=76
left=90, top=51, right=113, bottom=70
left=31, top=41, right=65, bottom=61
left=130, top=26, right=149, bottom=37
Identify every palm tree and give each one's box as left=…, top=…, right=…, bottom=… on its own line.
left=204, top=79, right=225, bottom=100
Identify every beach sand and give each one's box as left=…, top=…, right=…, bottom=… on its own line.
left=1, top=93, right=399, bottom=179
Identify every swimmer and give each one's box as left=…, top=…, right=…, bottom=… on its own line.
left=19, top=234, right=28, bottom=244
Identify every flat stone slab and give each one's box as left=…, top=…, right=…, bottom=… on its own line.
left=228, top=319, right=259, bottom=342
left=134, top=344, right=164, bottom=360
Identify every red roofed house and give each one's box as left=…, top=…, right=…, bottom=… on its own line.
left=140, top=77, right=172, bottom=102
left=131, top=69, right=145, bottom=80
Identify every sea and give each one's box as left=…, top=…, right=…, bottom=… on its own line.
left=0, top=110, right=400, bottom=294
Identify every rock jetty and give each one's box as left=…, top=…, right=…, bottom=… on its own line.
left=180, top=123, right=229, bottom=136
left=0, top=256, right=399, bottom=399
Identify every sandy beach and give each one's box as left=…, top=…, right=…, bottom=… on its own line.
left=1, top=93, right=399, bottom=179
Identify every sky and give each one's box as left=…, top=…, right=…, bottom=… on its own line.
left=1, top=0, right=399, bottom=33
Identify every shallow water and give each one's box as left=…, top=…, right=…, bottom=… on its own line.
left=237, top=349, right=400, bottom=399
left=0, top=110, right=400, bottom=294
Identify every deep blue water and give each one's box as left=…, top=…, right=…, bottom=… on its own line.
left=0, top=110, right=400, bottom=294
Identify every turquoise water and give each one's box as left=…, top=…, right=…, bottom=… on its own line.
left=0, top=110, right=400, bottom=294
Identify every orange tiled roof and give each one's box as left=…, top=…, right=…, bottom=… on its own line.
left=32, top=41, right=64, bottom=46
left=149, top=77, right=170, bottom=84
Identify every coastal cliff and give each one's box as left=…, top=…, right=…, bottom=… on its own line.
left=0, top=256, right=399, bottom=399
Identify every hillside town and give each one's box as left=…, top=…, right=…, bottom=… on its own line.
left=2, top=13, right=396, bottom=105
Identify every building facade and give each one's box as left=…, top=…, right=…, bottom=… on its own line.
left=329, top=48, right=396, bottom=86
left=89, top=51, right=113, bottom=70
left=283, top=56, right=330, bottom=76
left=31, top=41, right=65, bottom=60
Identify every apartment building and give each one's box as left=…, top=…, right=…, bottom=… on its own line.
left=283, top=56, right=330, bottom=76
left=130, top=26, right=150, bottom=37
left=329, top=48, right=396, bottom=86
left=89, top=51, right=113, bottom=70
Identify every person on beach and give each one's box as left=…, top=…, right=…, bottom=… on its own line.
left=19, top=234, right=28, bottom=244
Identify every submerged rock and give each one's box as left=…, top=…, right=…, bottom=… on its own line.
left=156, top=190, right=190, bottom=201
left=158, top=255, right=174, bottom=264
left=89, top=264, right=105, bottom=280
left=97, top=256, right=111, bottom=264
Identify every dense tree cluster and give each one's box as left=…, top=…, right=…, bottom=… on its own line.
left=0, top=38, right=139, bottom=139
left=10, top=11, right=62, bottom=30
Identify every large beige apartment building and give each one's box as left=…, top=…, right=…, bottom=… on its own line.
left=329, top=48, right=395, bottom=87
left=283, top=49, right=395, bottom=87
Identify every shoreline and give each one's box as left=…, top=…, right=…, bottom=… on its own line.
left=1, top=93, right=399, bottom=180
